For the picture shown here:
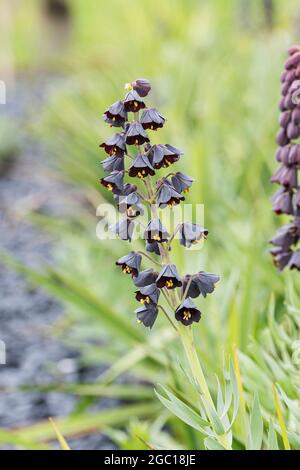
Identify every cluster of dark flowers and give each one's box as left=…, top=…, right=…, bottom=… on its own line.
left=271, top=46, right=300, bottom=271
left=99, top=78, right=219, bottom=328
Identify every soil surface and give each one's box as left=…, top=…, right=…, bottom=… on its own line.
left=0, top=76, right=114, bottom=450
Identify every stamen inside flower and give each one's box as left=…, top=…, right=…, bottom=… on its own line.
left=140, top=296, right=150, bottom=304
left=127, top=207, right=135, bottom=217
left=107, top=183, right=113, bottom=191
left=122, top=266, right=132, bottom=274
left=134, top=101, right=139, bottom=108
left=183, top=310, right=191, bottom=321
left=153, top=234, right=161, bottom=241
left=166, top=279, right=173, bottom=288
left=137, top=170, right=146, bottom=179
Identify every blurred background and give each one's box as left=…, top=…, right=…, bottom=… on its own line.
left=0, top=0, right=300, bottom=450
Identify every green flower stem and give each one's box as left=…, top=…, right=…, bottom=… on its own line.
left=141, top=142, right=231, bottom=449
left=179, top=325, right=232, bottom=450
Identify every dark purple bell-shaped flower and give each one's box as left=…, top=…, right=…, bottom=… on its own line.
left=146, top=241, right=160, bottom=256
left=270, top=247, right=293, bottom=271
left=271, top=165, right=298, bottom=188
left=125, top=122, right=150, bottom=146
left=133, top=269, right=159, bottom=288
left=148, top=144, right=183, bottom=169
left=171, top=172, right=194, bottom=194
left=270, top=223, right=299, bottom=249
left=140, top=108, right=165, bottom=130
left=135, top=283, right=160, bottom=305
left=116, top=251, right=142, bottom=277
left=111, top=218, right=134, bottom=241
left=128, top=154, right=155, bottom=179
left=101, top=154, right=125, bottom=173
left=117, top=191, right=144, bottom=219
left=179, top=223, right=208, bottom=248
left=100, top=170, right=124, bottom=193
left=156, top=264, right=182, bottom=289
left=175, top=298, right=201, bottom=326
left=103, top=100, right=127, bottom=127
left=182, top=272, right=220, bottom=299
left=100, top=133, right=127, bottom=157
left=135, top=303, right=158, bottom=329
left=271, top=188, right=294, bottom=215
left=131, top=78, right=151, bottom=97
left=156, top=181, right=184, bottom=208
left=144, top=219, right=169, bottom=243
left=124, top=89, right=145, bottom=113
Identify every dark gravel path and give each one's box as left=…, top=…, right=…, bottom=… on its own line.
left=0, top=77, right=114, bottom=450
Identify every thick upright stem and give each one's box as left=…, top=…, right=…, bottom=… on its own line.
left=179, top=325, right=232, bottom=450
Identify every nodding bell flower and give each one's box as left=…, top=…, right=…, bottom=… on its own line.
left=271, top=164, right=298, bottom=188
left=148, top=144, right=183, bottom=169
left=128, top=154, right=155, bottom=179
left=182, top=272, right=220, bottom=299
left=125, top=122, right=150, bottom=146
left=124, top=89, right=145, bottom=113
left=156, top=180, right=184, bottom=208
left=271, top=188, right=294, bottom=215
left=140, top=108, right=165, bottom=130
left=100, top=78, right=219, bottom=329
left=117, top=192, right=144, bottom=218
left=135, top=303, right=158, bottom=329
left=171, top=172, right=194, bottom=194
left=100, top=170, right=124, bottom=193
left=270, top=223, right=299, bottom=249
left=116, top=251, right=142, bottom=277
left=270, top=247, right=293, bottom=271
left=135, top=283, right=160, bottom=305
left=103, top=101, right=127, bottom=127
left=271, top=46, right=300, bottom=270
left=179, top=223, right=208, bottom=248
left=144, top=219, right=169, bottom=243
left=146, top=240, right=161, bottom=256
left=130, top=78, right=151, bottom=97
left=133, top=269, right=158, bottom=288
left=175, top=298, right=201, bottom=326
left=101, top=154, right=125, bottom=173
left=111, top=218, right=134, bottom=241
left=156, top=264, right=182, bottom=290
left=100, top=133, right=127, bottom=157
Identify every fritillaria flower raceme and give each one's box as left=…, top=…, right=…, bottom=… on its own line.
left=99, top=78, right=219, bottom=329
left=271, top=46, right=300, bottom=270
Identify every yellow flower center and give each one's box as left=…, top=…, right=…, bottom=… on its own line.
left=140, top=296, right=150, bottom=304
left=153, top=234, right=161, bottom=241
left=107, top=183, right=113, bottom=191
left=137, top=170, right=146, bottom=179
left=166, top=279, right=174, bottom=288
left=183, top=310, right=191, bottom=321
left=122, top=266, right=132, bottom=274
